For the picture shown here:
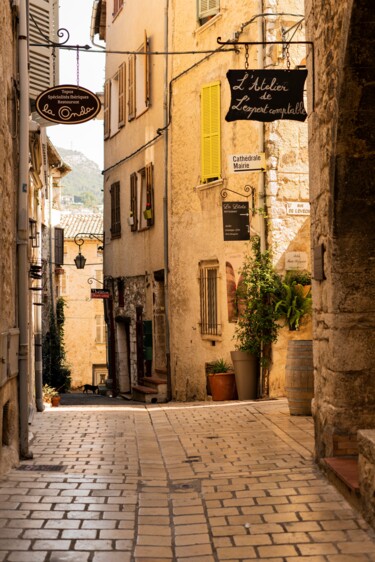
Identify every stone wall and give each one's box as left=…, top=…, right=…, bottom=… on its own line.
left=305, top=0, right=375, bottom=458
left=0, top=1, right=20, bottom=474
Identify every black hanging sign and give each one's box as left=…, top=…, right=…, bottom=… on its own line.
left=35, top=85, right=101, bottom=125
left=225, top=69, right=307, bottom=123
left=222, top=202, right=250, bottom=241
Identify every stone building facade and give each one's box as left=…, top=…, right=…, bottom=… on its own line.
left=95, top=0, right=312, bottom=402
left=306, top=0, right=375, bottom=525
left=0, top=0, right=20, bottom=476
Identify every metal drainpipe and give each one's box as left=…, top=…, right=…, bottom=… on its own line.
left=18, top=0, right=32, bottom=458
left=258, top=1, right=267, bottom=397
left=163, top=0, right=172, bottom=401
left=34, top=185, right=44, bottom=413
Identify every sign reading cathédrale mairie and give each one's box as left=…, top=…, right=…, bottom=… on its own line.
left=36, top=85, right=101, bottom=125
left=228, top=153, right=266, bottom=173
left=225, top=69, right=308, bottom=123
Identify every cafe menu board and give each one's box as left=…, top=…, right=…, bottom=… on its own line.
left=225, top=69, right=308, bottom=123
left=222, top=202, right=250, bottom=241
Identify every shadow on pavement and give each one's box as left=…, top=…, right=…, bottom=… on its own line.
left=60, top=392, right=139, bottom=406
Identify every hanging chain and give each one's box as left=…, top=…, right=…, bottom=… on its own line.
left=244, top=44, right=249, bottom=70
left=76, top=46, right=80, bottom=86
left=52, top=46, right=56, bottom=86
left=285, top=42, right=291, bottom=70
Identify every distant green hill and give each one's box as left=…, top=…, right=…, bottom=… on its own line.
left=57, top=147, right=103, bottom=208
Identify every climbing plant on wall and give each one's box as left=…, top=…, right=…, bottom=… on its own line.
left=43, top=298, right=71, bottom=392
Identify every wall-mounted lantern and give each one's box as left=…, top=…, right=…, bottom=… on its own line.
left=73, top=232, right=104, bottom=270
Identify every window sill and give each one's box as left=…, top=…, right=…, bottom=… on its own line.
left=195, top=178, right=224, bottom=192
left=201, top=334, right=222, bottom=342
left=194, top=12, right=222, bottom=36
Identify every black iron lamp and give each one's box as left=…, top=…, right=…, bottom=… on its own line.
left=73, top=232, right=104, bottom=270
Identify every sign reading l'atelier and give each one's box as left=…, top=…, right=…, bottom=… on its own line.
left=225, top=69, right=308, bottom=123
left=35, top=85, right=101, bottom=125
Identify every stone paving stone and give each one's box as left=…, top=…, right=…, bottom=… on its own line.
left=49, top=553, right=90, bottom=562
left=7, top=553, right=48, bottom=562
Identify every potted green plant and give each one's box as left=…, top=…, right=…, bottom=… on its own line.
left=207, top=359, right=236, bottom=401
left=232, top=236, right=283, bottom=400
left=275, top=274, right=314, bottom=415
left=275, top=278, right=312, bottom=331
left=42, top=384, right=61, bottom=407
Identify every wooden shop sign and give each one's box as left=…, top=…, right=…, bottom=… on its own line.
left=35, top=85, right=101, bottom=124
left=225, top=69, right=308, bottom=123
left=222, top=202, right=250, bottom=241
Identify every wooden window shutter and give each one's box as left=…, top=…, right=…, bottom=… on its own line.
left=201, top=82, right=221, bottom=183
left=29, top=0, right=57, bottom=99
left=198, top=0, right=219, bottom=19
left=144, top=30, right=150, bottom=108
left=104, top=79, right=111, bottom=139
left=54, top=227, right=64, bottom=266
left=128, top=54, right=136, bottom=120
left=110, top=182, right=121, bottom=238
left=130, top=173, right=138, bottom=231
left=146, top=163, right=154, bottom=226
left=118, top=62, right=126, bottom=127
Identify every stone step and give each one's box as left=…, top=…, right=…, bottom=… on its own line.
left=140, top=376, right=167, bottom=388
left=322, top=456, right=360, bottom=511
left=132, top=384, right=158, bottom=404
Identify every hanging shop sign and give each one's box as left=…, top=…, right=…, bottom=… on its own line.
left=225, top=69, right=308, bottom=123
left=286, top=201, right=310, bottom=215
left=35, top=85, right=101, bottom=125
left=228, top=153, right=266, bottom=173
left=91, top=289, right=110, bottom=299
left=222, top=202, right=250, bottom=241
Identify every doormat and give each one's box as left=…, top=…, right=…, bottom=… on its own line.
left=17, top=464, right=66, bottom=472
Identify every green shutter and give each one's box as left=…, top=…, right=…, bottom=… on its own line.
left=201, top=82, right=221, bottom=183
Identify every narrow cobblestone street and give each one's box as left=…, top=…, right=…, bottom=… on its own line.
left=0, top=398, right=375, bottom=561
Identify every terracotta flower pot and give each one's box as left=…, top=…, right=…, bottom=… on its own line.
left=208, top=372, right=237, bottom=401
left=51, top=396, right=61, bottom=407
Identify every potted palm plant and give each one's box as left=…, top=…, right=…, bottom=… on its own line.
left=232, top=236, right=283, bottom=400
left=207, top=359, right=236, bottom=401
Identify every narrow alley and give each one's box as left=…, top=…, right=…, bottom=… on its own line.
left=0, top=399, right=374, bottom=561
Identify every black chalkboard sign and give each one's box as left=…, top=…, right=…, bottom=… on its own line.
left=222, top=202, right=250, bottom=241
left=225, top=69, right=307, bottom=123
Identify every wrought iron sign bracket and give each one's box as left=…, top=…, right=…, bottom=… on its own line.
left=220, top=185, right=255, bottom=200
left=217, top=37, right=315, bottom=110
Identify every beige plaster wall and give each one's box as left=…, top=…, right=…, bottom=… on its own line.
left=62, top=240, right=107, bottom=388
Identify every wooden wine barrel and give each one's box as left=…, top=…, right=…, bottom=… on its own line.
left=285, top=340, right=314, bottom=415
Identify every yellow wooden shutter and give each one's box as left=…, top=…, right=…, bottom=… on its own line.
left=118, top=62, right=126, bottom=127
left=104, top=79, right=111, bottom=139
left=201, top=82, right=221, bottom=183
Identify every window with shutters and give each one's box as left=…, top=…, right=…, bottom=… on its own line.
left=113, top=0, right=124, bottom=18
left=199, top=261, right=221, bottom=337
left=118, top=62, right=126, bottom=126
left=130, top=173, right=138, bottom=231
left=129, top=33, right=150, bottom=121
left=104, top=80, right=111, bottom=139
left=54, top=227, right=64, bottom=266
left=201, top=82, right=221, bottom=183
left=197, top=0, right=220, bottom=26
left=29, top=0, right=59, bottom=99
left=110, top=181, right=121, bottom=239
left=138, top=163, right=154, bottom=230
left=95, top=315, right=107, bottom=344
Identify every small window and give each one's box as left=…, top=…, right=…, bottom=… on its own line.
left=113, top=0, right=124, bottom=18
left=198, top=0, right=220, bottom=26
left=201, top=82, right=221, bottom=183
left=138, top=163, right=154, bottom=230
left=95, top=315, right=107, bottom=344
left=118, top=62, right=126, bottom=127
left=200, top=261, right=221, bottom=336
left=104, top=79, right=111, bottom=139
left=135, top=33, right=150, bottom=117
left=130, top=173, right=138, bottom=231
left=59, top=271, right=67, bottom=296
left=110, top=181, right=121, bottom=239
left=128, top=54, right=136, bottom=120
left=54, top=227, right=64, bottom=266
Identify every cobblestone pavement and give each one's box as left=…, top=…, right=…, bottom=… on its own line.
left=0, top=398, right=375, bottom=561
